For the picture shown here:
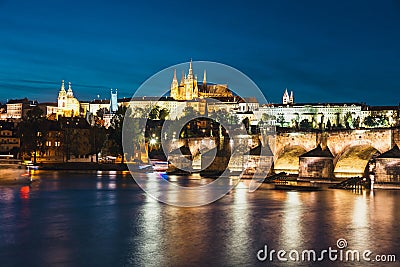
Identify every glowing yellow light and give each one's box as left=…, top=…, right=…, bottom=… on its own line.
left=149, top=138, right=157, bottom=145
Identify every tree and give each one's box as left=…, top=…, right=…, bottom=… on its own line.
left=376, top=115, right=389, bottom=127
left=25, top=106, right=44, bottom=120
left=292, top=119, right=299, bottom=129
left=210, top=110, right=229, bottom=125
left=229, top=113, right=239, bottom=124
left=299, top=119, right=312, bottom=130
left=108, top=105, right=127, bottom=163
left=149, top=105, right=160, bottom=120
left=364, top=116, right=376, bottom=127
left=326, top=119, right=332, bottom=130
left=344, top=112, right=353, bottom=129
left=159, top=108, right=170, bottom=120
left=242, top=117, right=250, bottom=134
left=18, top=108, right=49, bottom=163
left=261, top=113, right=276, bottom=123
left=276, top=114, right=285, bottom=127
left=182, top=106, right=199, bottom=118
left=132, top=105, right=153, bottom=119
left=353, top=116, right=360, bottom=129
left=96, top=107, right=109, bottom=118
left=122, top=107, right=147, bottom=163
left=335, top=113, right=341, bottom=128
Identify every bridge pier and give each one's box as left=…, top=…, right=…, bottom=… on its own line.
left=298, top=145, right=334, bottom=179
left=374, top=145, right=400, bottom=183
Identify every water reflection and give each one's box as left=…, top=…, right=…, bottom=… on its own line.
left=1, top=172, right=400, bottom=266
left=225, top=181, right=251, bottom=265
left=352, top=193, right=370, bottom=244
left=281, top=192, right=302, bottom=249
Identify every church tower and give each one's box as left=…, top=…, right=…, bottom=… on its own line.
left=193, top=74, right=199, bottom=98
left=202, top=70, right=207, bottom=92
left=185, top=60, right=194, bottom=100
left=289, top=91, right=294, bottom=104
left=170, top=69, right=179, bottom=99
left=58, top=80, right=67, bottom=108
left=282, top=88, right=290, bottom=104
left=57, top=80, right=80, bottom=118
left=170, top=60, right=201, bottom=100
left=283, top=89, right=294, bottom=104
left=67, top=82, right=74, bottom=98
left=110, top=89, right=118, bottom=113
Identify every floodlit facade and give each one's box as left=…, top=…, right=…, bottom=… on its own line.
left=57, top=80, right=80, bottom=118
left=170, top=60, right=232, bottom=101
left=255, top=103, right=364, bottom=128
left=0, top=128, right=20, bottom=154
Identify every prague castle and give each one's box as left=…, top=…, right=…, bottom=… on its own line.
left=170, top=60, right=233, bottom=100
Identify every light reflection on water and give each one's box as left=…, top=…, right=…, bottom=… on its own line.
left=282, top=192, right=302, bottom=249
left=0, top=171, right=399, bottom=266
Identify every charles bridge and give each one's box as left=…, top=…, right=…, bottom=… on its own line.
left=166, top=127, right=400, bottom=181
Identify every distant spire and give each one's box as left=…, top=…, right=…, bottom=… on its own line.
left=173, top=69, right=177, bottom=82
left=188, top=59, right=193, bottom=79
left=203, top=70, right=207, bottom=84
left=283, top=88, right=290, bottom=104
left=66, top=81, right=74, bottom=98
left=180, top=71, right=185, bottom=86
left=110, top=88, right=118, bottom=113
left=60, top=80, right=65, bottom=91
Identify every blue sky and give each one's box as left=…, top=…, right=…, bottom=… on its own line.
left=0, top=0, right=399, bottom=105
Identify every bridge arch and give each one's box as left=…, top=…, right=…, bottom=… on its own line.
left=274, top=145, right=308, bottom=174
left=334, top=144, right=381, bottom=178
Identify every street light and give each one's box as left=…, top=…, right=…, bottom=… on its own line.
left=149, top=138, right=157, bottom=145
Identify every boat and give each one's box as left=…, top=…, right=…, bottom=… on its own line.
left=274, top=181, right=322, bottom=191
left=0, top=158, right=31, bottom=185
left=151, top=160, right=169, bottom=172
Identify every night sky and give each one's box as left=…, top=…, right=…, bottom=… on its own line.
left=1, top=0, right=399, bottom=105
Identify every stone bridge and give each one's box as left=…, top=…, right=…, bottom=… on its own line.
left=164, top=128, right=399, bottom=179
left=272, top=128, right=397, bottom=178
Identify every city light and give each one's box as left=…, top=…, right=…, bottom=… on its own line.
left=149, top=138, right=157, bottom=145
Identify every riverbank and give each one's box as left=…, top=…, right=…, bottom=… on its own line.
left=38, top=162, right=129, bottom=171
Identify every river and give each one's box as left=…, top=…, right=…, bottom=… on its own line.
left=0, top=171, right=399, bottom=266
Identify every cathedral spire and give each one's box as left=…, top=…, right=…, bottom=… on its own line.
left=180, top=71, right=185, bottom=86
left=187, top=59, right=193, bottom=79
left=170, top=69, right=179, bottom=99
left=203, top=70, right=207, bottom=84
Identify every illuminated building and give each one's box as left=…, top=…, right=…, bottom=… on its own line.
left=0, top=123, right=20, bottom=156
left=3, top=98, right=37, bottom=120
left=282, top=89, right=294, bottom=105
left=170, top=60, right=233, bottom=100
left=255, top=102, right=364, bottom=128
left=57, top=80, right=80, bottom=118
